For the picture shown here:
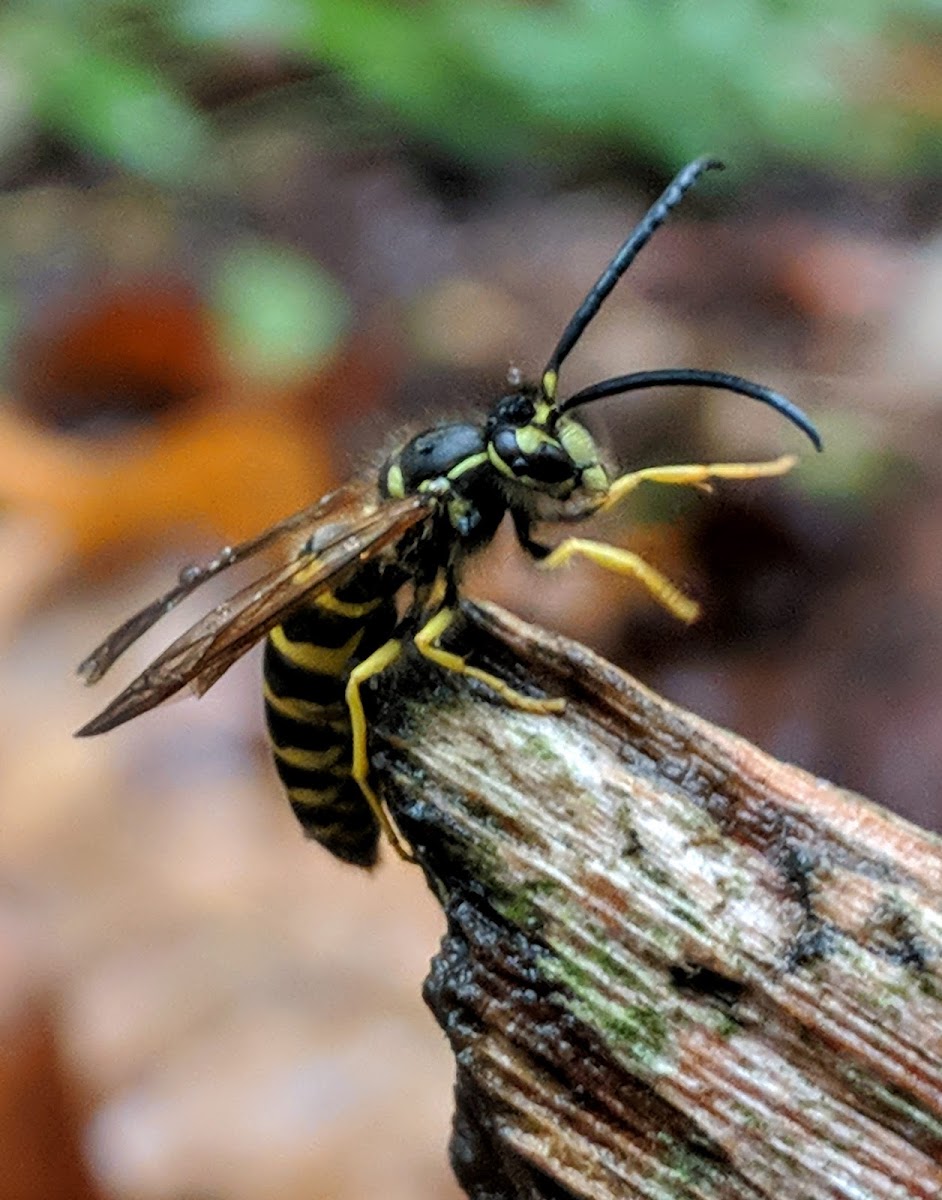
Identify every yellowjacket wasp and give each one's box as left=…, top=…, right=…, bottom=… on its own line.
left=77, top=158, right=820, bottom=867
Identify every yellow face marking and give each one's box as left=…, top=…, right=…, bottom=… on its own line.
left=385, top=462, right=405, bottom=498
left=541, top=369, right=558, bottom=400
left=446, top=451, right=488, bottom=480
left=269, top=624, right=365, bottom=675
left=534, top=397, right=554, bottom=425
left=515, top=424, right=558, bottom=456
left=557, top=416, right=600, bottom=469
left=271, top=741, right=347, bottom=770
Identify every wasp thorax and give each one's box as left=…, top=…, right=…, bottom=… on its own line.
left=382, top=423, right=487, bottom=499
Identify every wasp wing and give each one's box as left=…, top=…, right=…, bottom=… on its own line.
left=182, top=501, right=426, bottom=700
left=77, top=482, right=370, bottom=686
left=75, top=491, right=431, bottom=737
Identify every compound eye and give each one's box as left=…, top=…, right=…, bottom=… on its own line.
left=491, top=426, right=524, bottom=472
left=491, top=426, right=575, bottom=484
left=523, top=440, right=574, bottom=484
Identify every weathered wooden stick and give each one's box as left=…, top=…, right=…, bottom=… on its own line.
left=373, top=600, right=942, bottom=1200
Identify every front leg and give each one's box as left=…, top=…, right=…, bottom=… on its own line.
left=512, top=509, right=553, bottom=561
left=604, top=454, right=797, bottom=510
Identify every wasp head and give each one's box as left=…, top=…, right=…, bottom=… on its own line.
left=484, top=374, right=610, bottom=501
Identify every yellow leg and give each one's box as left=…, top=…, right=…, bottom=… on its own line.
left=540, top=538, right=700, bottom=624
left=413, top=608, right=565, bottom=714
left=345, top=639, right=416, bottom=862
left=604, top=454, right=797, bottom=509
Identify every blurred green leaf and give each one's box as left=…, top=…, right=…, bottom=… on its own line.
left=1, top=10, right=211, bottom=185
left=0, top=288, right=19, bottom=368
left=1, top=0, right=938, bottom=182
left=793, top=411, right=908, bottom=504
left=212, top=239, right=351, bottom=382
left=298, top=0, right=941, bottom=174
left=171, top=0, right=310, bottom=44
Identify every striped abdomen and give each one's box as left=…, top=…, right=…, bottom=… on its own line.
left=263, top=565, right=398, bottom=867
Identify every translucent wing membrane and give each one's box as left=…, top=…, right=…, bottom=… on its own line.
left=75, top=491, right=431, bottom=736
left=77, top=484, right=375, bottom=685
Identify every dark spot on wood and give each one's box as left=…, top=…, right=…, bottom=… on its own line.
left=887, top=932, right=931, bottom=971
left=864, top=899, right=933, bottom=973
left=786, top=920, right=839, bottom=970
left=670, top=962, right=747, bottom=1008
left=778, top=839, right=820, bottom=909
left=451, top=1073, right=582, bottom=1200
left=423, top=898, right=735, bottom=1194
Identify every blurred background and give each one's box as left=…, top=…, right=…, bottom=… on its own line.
left=0, top=1, right=940, bottom=1197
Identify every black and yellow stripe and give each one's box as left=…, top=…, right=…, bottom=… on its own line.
left=263, top=564, right=398, bottom=867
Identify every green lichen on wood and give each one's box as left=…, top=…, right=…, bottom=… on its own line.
left=540, top=942, right=670, bottom=1072
left=492, top=877, right=563, bottom=934
left=379, top=603, right=942, bottom=1198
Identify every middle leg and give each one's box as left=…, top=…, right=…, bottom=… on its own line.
left=413, top=607, right=565, bottom=713
left=539, top=538, right=700, bottom=623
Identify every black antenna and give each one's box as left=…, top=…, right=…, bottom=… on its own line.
left=541, top=156, right=724, bottom=399
left=559, top=368, right=822, bottom=451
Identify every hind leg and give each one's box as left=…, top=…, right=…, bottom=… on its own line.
left=345, top=639, right=415, bottom=862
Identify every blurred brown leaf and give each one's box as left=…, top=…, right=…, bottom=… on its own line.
left=14, top=282, right=219, bottom=428
left=0, top=1002, right=104, bottom=1200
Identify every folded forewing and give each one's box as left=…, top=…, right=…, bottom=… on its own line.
left=76, top=492, right=430, bottom=736
left=77, top=482, right=378, bottom=685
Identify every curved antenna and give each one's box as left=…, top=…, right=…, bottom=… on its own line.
left=559, top=368, right=822, bottom=451
left=541, top=157, right=724, bottom=399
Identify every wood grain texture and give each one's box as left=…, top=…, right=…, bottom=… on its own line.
left=373, top=601, right=942, bottom=1200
